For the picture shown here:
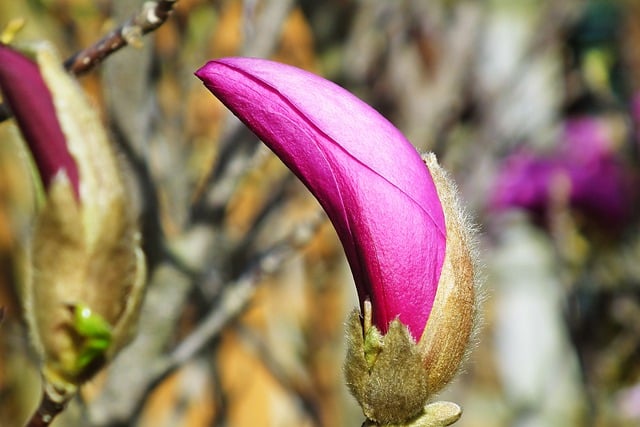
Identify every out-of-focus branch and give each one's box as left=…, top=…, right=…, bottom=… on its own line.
left=234, top=324, right=323, bottom=425
left=85, top=2, right=301, bottom=424
left=156, top=209, right=325, bottom=379
left=190, top=0, right=295, bottom=214
left=87, top=210, right=325, bottom=426
left=64, top=0, right=178, bottom=75
left=0, top=0, right=179, bottom=123
left=190, top=130, right=271, bottom=223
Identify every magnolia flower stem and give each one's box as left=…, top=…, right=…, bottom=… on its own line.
left=24, top=388, right=71, bottom=427
left=0, top=0, right=179, bottom=123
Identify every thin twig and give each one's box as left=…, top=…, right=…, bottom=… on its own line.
left=0, top=0, right=179, bottom=123
left=64, top=0, right=178, bottom=75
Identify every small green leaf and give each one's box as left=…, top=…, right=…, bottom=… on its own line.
left=73, top=304, right=113, bottom=369
left=74, top=304, right=112, bottom=339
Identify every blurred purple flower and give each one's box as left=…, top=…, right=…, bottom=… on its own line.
left=0, top=43, right=80, bottom=198
left=492, top=116, right=632, bottom=225
left=196, top=57, right=446, bottom=340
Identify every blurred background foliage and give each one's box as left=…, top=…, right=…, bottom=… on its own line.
left=1, top=0, right=640, bottom=426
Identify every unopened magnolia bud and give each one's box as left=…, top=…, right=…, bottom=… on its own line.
left=195, top=58, right=479, bottom=425
left=344, top=154, right=477, bottom=425
left=0, top=42, right=146, bottom=393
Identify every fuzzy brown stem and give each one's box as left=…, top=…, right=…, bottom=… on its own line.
left=24, top=388, right=70, bottom=427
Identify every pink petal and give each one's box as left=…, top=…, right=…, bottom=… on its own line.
left=0, top=44, right=79, bottom=199
left=196, top=58, right=446, bottom=339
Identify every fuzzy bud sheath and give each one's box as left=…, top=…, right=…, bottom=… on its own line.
left=0, top=42, right=146, bottom=400
left=196, top=57, right=479, bottom=426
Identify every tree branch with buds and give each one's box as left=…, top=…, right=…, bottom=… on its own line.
left=0, top=0, right=179, bottom=123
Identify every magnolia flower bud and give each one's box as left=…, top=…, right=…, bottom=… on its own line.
left=196, top=58, right=479, bottom=425
left=0, top=42, right=146, bottom=396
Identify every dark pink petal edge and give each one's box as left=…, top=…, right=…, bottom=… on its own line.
left=0, top=44, right=79, bottom=198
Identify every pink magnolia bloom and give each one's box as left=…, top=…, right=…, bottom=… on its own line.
left=491, top=116, right=632, bottom=226
left=196, top=57, right=447, bottom=341
left=0, top=43, right=80, bottom=198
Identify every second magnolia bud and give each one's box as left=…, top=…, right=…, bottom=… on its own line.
left=0, top=42, right=147, bottom=393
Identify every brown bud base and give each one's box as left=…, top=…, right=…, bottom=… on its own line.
left=344, top=153, right=478, bottom=426
left=345, top=309, right=432, bottom=424
left=345, top=308, right=464, bottom=426
left=362, top=401, right=462, bottom=427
